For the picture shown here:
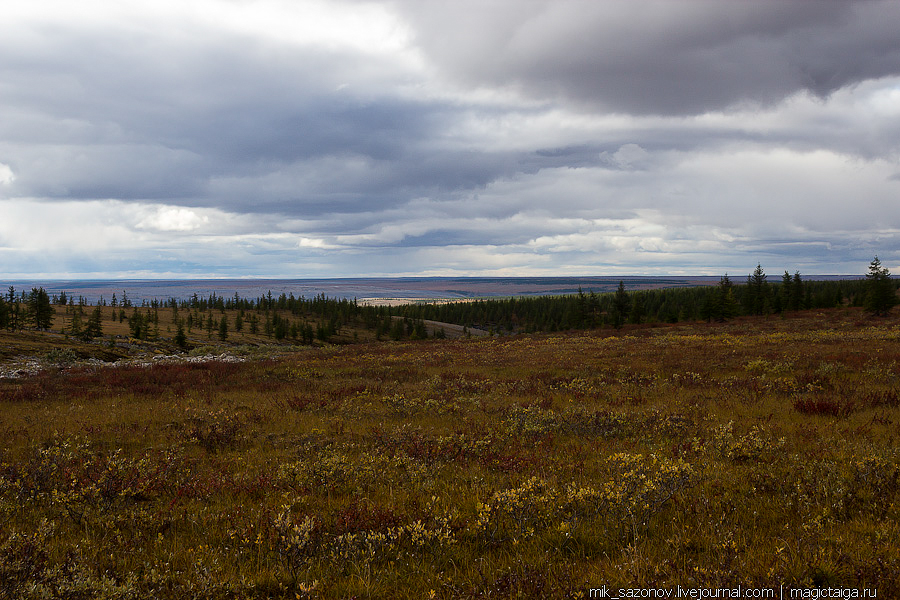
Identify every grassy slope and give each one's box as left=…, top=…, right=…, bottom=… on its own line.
left=1, top=308, right=899, bottom=598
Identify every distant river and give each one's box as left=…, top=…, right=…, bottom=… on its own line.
left=1, top=276, right=721, bottom=304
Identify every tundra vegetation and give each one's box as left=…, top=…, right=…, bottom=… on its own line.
left=0, top=265, right=898, bottom=598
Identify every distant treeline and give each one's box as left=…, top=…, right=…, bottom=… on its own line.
left=388, top=268, right=893, bottom=334
left=2, top=263, right=897, bottom=342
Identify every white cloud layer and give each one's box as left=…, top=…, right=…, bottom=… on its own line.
left=1, top=0, right=899, bottom=278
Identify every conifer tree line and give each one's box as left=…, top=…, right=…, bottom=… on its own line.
left=390, top=259, right=899, bottom=334
left=0, top=286, right=430, bottom=344
left=1, top=258, right=896, bottom=341
left=129, top=292, right=367, bottom=344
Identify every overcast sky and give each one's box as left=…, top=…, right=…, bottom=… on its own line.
left=2, top=0, right=899, bottom=278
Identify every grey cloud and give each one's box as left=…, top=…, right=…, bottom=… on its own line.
left=1, top=20, right=453, bottom=201
left=5, top=144, right=206, bottom=201
left=2, top=15, right=566, bottom=216
left=396, top=0, right=900, bottom=115
left=6, top=0, right=892, bottom=220
left=201, top=145, right=528, bottom=217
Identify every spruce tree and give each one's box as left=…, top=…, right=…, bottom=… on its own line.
left=790, top=272, right=804, bottom=311
left=28, top=288, right=54, bottom=330
left=720, top=275, right=740, bottom=320
left=864, top=256, right=897, bottom=316
left=70, top=308, right=83, bottom=338
left=6, top=287, right=17, bottom=330
left=175, top=322, right=188, bottom=350
left=705, top=275, right=739, bottom=322
left=83, top=305, right=103, bottom=339
left=745, top=264, right=769, bottom=315
left=779, top=271, right=792, bottom=313
left=628, top=293, right=645, bottom=324
left=612, top=281, right=631, bottom=329
left=575, top=287, right=587, bottom=329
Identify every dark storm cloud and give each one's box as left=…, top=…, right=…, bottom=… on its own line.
left=396, top=0, right=900, bottom=115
